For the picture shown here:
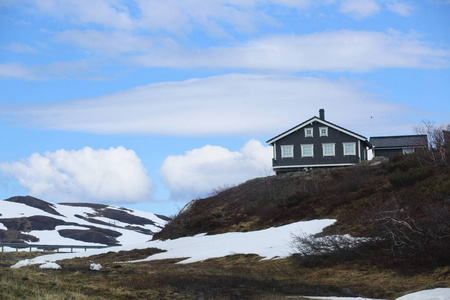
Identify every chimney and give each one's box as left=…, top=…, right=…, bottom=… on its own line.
left=319, top=109, right=325, bottom=120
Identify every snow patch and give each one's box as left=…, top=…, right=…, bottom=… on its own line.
left=39, top=262, right=62, bottom=270
left=301, top=297, right=382, bottom=300
left=89, top=261, right=102, bottom=271
left=395, top=288, right=450, bottom=300
left=135, top=219, right=336, bottom=264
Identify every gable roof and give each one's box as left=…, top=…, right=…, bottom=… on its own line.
left=267, top=116, right=371, bottom=147
left=370, top=135, right=428, bottom=149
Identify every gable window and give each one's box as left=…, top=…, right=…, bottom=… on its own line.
left=322, top=143, right=335, bottom=156
left=319, top=127, right=328, bottom=137
left=305, top=128, right=313, bottom=137
left=301, top=144, right=314, bottom=157
left=281, top=145, right=294, bottom=158
left=343, top=142, right=356, bottom=155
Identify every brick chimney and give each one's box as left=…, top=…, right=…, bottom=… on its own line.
left=319, top=109, right=325, bottom=120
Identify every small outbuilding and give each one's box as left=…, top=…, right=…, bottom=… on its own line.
left=267, top=109, right=372, bottom=175
left=370, top=135, right=428, bottom=158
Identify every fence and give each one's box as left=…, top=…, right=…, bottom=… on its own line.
left=0, top=243, right=109, bottom=253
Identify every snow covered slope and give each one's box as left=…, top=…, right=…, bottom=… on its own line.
left=12, top=219, right=336, bottom=267
left=0, top=196, right=169, bottom=246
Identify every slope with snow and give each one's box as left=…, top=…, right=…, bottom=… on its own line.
left=0, top=196, right=169, bottom=247
left=10, top=218, right=450, bottom=300
left=11, top=219, right=336, bottom=267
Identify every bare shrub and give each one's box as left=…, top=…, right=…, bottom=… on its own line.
left=209, top=184, right=235, bottom=197
left=291, top=231, right=373, bottom=264
left=368, top=199, right=450, bottom=265
left=414, top=121, right=450, bottom=167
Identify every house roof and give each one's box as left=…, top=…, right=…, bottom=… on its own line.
left=266, top=116, right=372, bottom=148
left=370, top=135, right=428, bottom=149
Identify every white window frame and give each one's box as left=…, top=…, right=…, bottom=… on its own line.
left=322, top=143, right=335, bottom=157
left=281, top=145, right=294, bottom=158
left=343, top=142, right=356, bottom=156
left=304, top=128, right=313, bottom=137
left=301, top=144, right=314, bottom=158
left=319, top=127, right=328, bottom=137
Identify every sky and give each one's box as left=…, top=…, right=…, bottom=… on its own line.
left=0, top=0, right=449, bottom=216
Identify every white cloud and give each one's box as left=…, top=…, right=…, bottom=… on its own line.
left=3, top=73, right=417, bottom=137
left=3, top=43, right=37, bottom=54
left=34, top=0, right=135, bottom=30
left=128, top=30, right=450, bottom=71
left=54, top=30, right=154, bottom=55
left=386, top=2, right=414, bottom=17
left=160, top=139, right=273, bottom=201
left=339, top=0, right=380, bottom=19
left=0, top=147, right=155, bottom=203
left=0, top=64, right=38, bottom=80
left=30, top=0, right=310, bottom=36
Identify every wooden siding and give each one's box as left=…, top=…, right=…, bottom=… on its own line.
left=272, top=120, right=366, bottom=171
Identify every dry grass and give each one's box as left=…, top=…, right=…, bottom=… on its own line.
left=0, top=249, right=449, bottom=299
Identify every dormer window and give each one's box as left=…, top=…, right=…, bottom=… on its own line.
left=319, top=127, right=328, bottom=137
left=305, top=128, right=313, bottom=137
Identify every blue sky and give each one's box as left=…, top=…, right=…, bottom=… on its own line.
left=0, top=0, right=449, bottom=216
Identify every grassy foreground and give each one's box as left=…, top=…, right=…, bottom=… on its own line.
left=1, top=249, right=449, bottom=299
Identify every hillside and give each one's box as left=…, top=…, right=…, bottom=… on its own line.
left=155, top=153, right=450, bottom=267
left=3, top=152, right=450, bottom=299
left=0, top=196, right=170, bottom=246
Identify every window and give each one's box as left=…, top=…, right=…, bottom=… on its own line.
left=402, top=148, right=414, bottom=154
left=322, top=143, right=335, bottom=156
left=281, top=145, right=294, bottom=158
left=319, top=127, right=328, bottom=137
left=301, top=144, right=314, bottom=157
left=305, top=128, right=313, bottom=137
left=343, top=143, right=356, bottom=155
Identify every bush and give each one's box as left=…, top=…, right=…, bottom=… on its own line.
left=291, top=232, right=376, bottom=266
left=388, top=166, right=434, bottom=188
left=368, top=200, right=450, bottom=266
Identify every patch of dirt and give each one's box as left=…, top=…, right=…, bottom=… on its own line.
left=4, top=196, right=63, bottom=216
left=0, top=215, right=70, bottom=231
left=58, top=228, right=121, bottom=246
left=0, top=229, right=39, bottom=243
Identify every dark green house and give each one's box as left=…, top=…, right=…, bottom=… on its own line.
left=267, top=109, right=372, bottom=175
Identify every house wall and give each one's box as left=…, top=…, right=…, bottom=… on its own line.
left=272, top=120, right=365, bottom=171
left=373, top=148, right=407, bottom=158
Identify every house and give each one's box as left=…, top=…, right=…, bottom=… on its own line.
left=370, top=135, right=428, bottom=158
left=267, top=109, right=372, bottom=175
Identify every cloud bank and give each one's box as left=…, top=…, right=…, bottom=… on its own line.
left=3, top=74, right=416, bottom=137
left=160, top=139, right=273, bottom=201
left=60, top=30, right=450, bottom=72
left=0, top=147, right=155, bottom=203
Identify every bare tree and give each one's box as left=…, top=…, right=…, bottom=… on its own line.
left=414, top=121, right=450, bottom=167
